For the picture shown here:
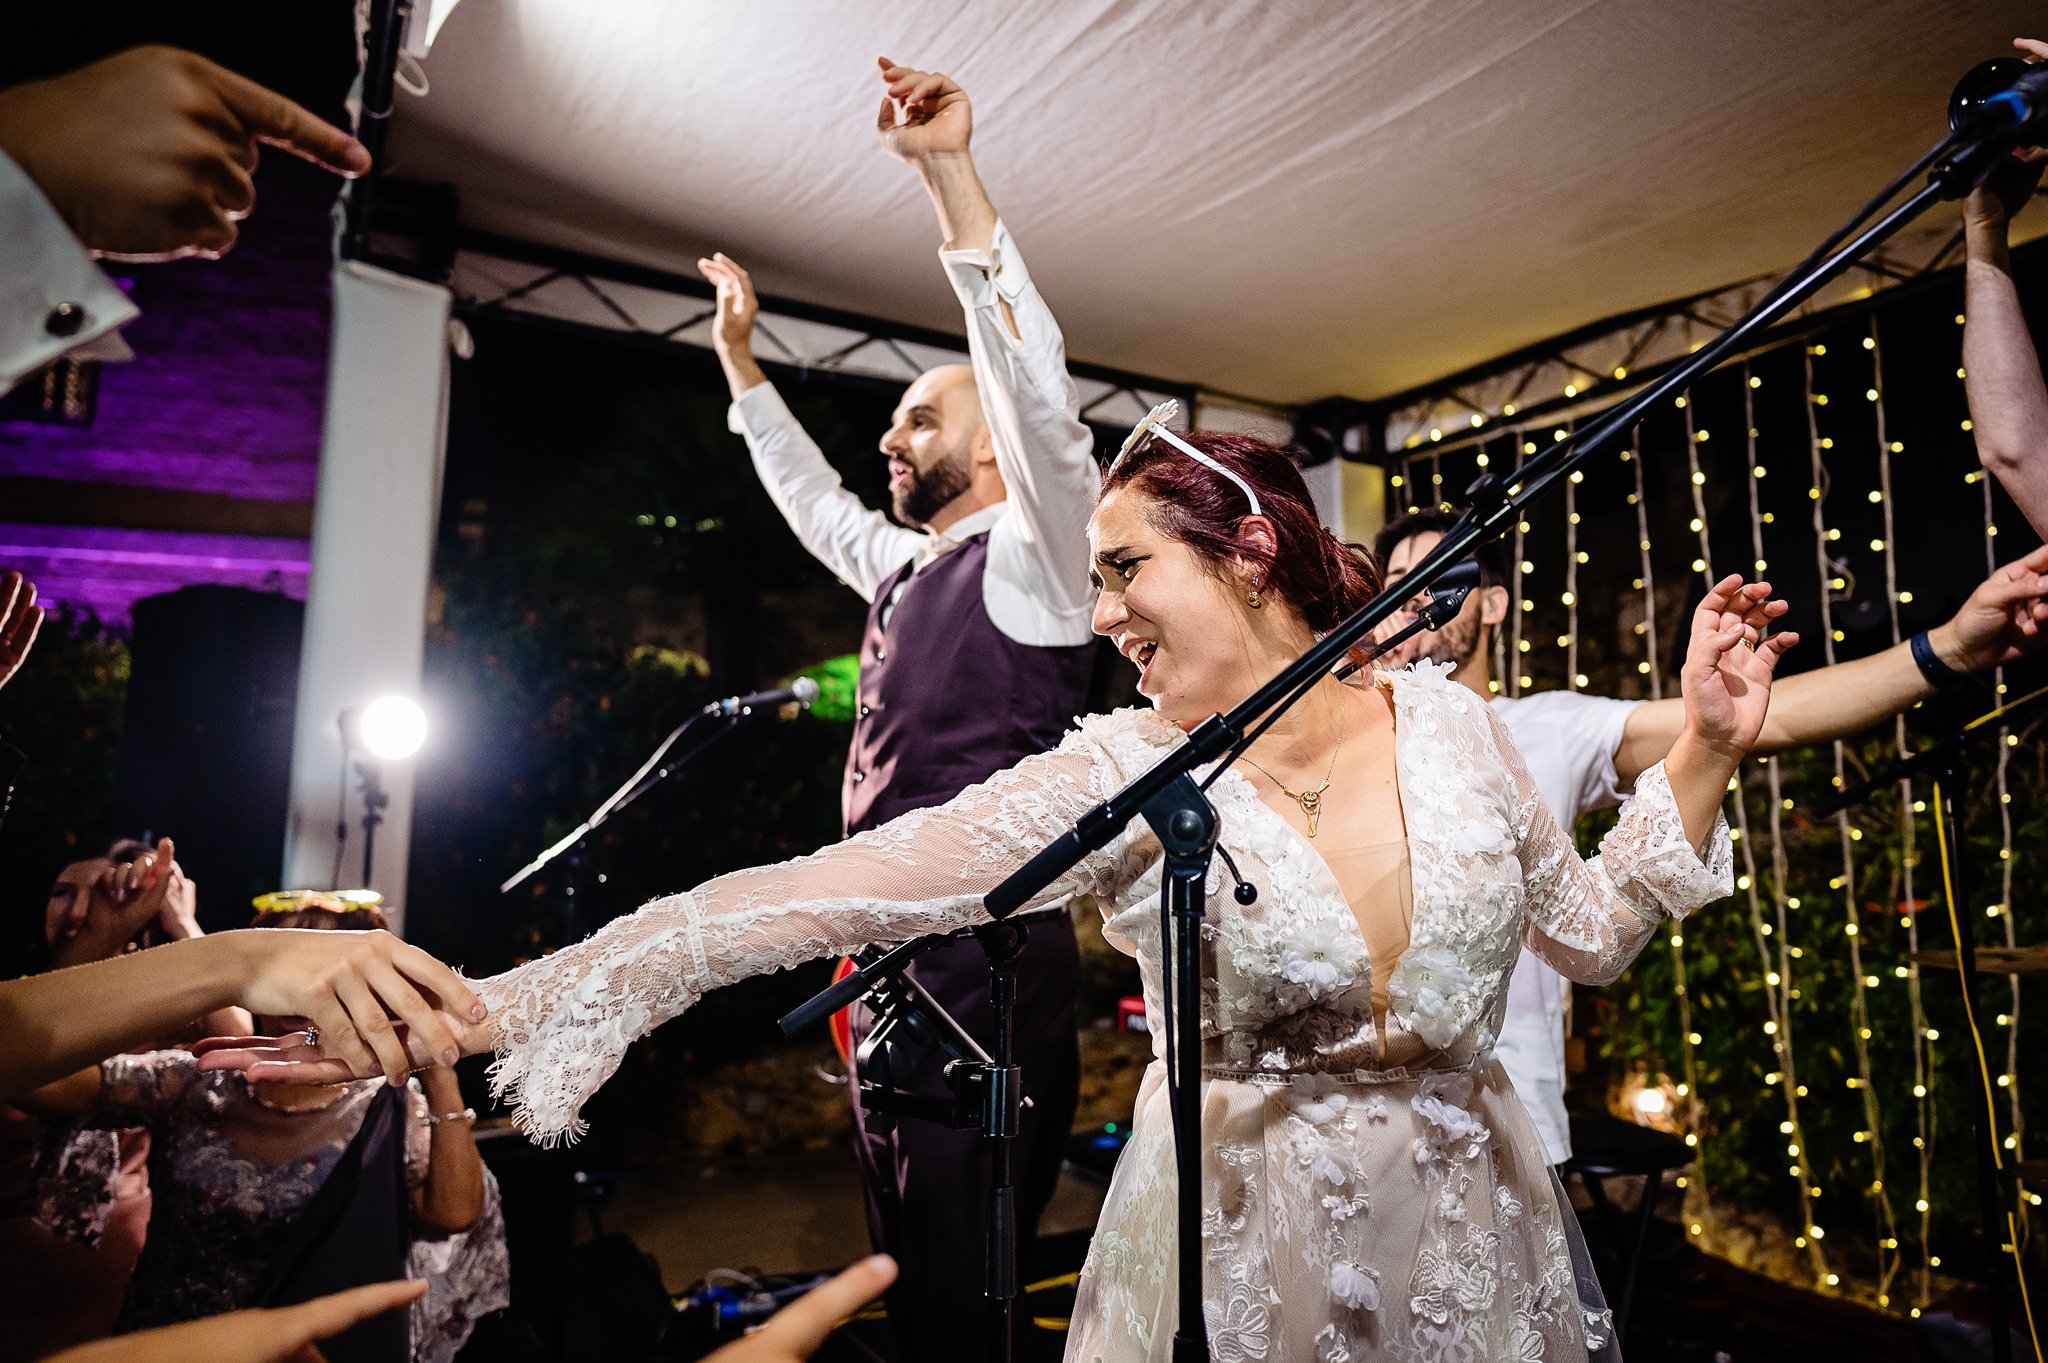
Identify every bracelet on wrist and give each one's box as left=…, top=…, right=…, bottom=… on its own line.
left=1909, top=630, right=1962, bottom=688
left=426, top=1107, right=476, bottom=1126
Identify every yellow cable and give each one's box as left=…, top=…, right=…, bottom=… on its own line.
left=1931, top=776, right=2044, bottom=1362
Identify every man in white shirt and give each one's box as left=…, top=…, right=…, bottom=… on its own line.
left=1372, top=507, right=2048, bottom=1164
left=0, top=45, right=369, bottom=394
left=699, top=62, right=1098, bottom=1363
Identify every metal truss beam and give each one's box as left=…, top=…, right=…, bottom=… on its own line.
left=1368, top=208, right=2047, bottom=464
left=448, top=228, right=1241, bottom=434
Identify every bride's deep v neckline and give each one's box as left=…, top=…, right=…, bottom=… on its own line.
left=1209, top=676, right=1421, bottom=1014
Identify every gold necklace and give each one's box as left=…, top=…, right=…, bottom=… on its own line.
left=1239, top=707, right=1346, bottom=837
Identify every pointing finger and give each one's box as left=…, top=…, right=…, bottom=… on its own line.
left=268, top=1279, right=427, bottom=1343
left=209, top=62, right=371, bottom=178
left=750, top=1256, right=897, bottom=1355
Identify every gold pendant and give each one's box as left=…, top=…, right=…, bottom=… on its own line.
left=1299, top=789, right=1322, bottom=838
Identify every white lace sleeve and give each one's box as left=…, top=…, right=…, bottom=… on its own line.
left=1484, top=705, right=1733, bottom=986
left=475, top=714, right=1163, bottom=1144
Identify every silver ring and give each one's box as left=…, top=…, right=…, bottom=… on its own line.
left=301, top=1027, right=319, bottom=1050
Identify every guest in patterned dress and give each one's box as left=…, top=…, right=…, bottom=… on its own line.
left=21, top=898, right=508, bottom=1363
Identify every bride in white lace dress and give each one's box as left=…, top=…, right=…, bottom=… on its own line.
left=213, top=418, right=1796, bottom=1362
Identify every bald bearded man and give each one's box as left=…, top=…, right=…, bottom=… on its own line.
left=698, top=62, right=1095, bottom=1363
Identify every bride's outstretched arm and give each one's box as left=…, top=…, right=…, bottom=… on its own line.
left=473, top=719, right=1151, bottom=1143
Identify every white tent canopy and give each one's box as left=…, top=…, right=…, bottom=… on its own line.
left=388, top=0, right=2043, bottom=407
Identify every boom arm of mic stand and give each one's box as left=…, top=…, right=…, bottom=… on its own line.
left=499, top=710, right=738, bottom=894
left=778, top=933, right=948, bottom=1034
left=982, top=129, right=1982, bottom=935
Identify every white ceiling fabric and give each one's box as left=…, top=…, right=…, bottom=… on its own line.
left=389, top=0, right=2044, bottom=406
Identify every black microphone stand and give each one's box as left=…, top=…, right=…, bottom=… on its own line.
left=501, top=693, right=809, bottom=895
left=779, top=912, right=1049, bottom=1363
left=957, top=108, right=2035, bottom=1362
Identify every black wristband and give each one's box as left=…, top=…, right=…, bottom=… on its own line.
left=1909, top=630, right=1962, bottom=687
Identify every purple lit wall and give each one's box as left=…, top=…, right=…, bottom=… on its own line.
left=0, top=167, right=336, bottom=628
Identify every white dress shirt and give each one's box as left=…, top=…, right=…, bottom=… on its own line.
left=1, top=152, right=137, bottom=395
left=1490, top=688, right=1645, bottom=1164
left=727, top=220, right=1099, bottom=647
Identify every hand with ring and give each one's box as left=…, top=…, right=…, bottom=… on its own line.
left=1681, top=574, right=1798, bottom=761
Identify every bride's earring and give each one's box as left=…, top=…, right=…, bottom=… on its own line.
left=1245, top=577, right=1265, bottom=610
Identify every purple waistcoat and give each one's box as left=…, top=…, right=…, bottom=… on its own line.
left=844, top=532, right=1095, bottom=834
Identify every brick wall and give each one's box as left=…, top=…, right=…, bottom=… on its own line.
left=0, top=164, right=337, bottom=626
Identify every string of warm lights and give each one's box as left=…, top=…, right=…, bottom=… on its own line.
left=1971, top=346, right=2035, bottom=1242
left=1728, top=363, right=1824, bottom=1277
left=1511, top=434, right=1532, bottom=696
left=1664, top=390, right=1718, bottom=1231
left=1562, top=423, right=1585, bottom=691
left=1860, top=321, right=1907, bottom=1307
left=1679, top=366, right=1826, bottom=1277
left=1629, top=423, right=1661, bottom=699
left=1740, top=352, right=1822, bottom=1287
left=1489, top=432, right=1515, bottom=695
left=1809, top=329, right=1943, bottom=1309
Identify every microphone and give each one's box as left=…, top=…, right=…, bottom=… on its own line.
left=1951, top=58, right=2048, bottom=137
left=1415, top=559, right=1483, bottom=628
left=702, top=676, right=820, bottom=718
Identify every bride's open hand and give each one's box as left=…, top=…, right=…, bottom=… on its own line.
left=1680, top=573, right=1798, bottom=759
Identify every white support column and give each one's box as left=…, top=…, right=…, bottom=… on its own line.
left=282, top=259, right=452, bottom=934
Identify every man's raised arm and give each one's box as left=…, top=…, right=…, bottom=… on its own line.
left=697, top=251, right=920, bottom=603
left=1963, top=39, right=2048, bottom=539
left=877, top=59, right=1100, bottom=640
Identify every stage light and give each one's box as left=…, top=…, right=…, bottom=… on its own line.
left=360, top=695, right=428, bottom=760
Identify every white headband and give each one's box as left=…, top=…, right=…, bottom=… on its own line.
left=1107, top=400, right=1264, bottom=516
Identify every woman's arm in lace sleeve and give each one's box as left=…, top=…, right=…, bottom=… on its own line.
left=474, top=726, right=1134, bottom=1144
left=1488, top=706, right=1733, bottom=987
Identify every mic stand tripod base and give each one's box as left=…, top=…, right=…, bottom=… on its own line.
left=789, top=923, right=1032, bottom=1363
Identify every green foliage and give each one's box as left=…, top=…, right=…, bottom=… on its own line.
left=1588, top=703, right=2045, bottom=1271
left=0, top=608, right=130, bottom=978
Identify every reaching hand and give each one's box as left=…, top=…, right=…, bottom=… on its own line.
left=158, top=862, right=202, bottom=940
left=44, top=1279, right=426, bottom=1363
left=193, top=930, right=489, bottom=1085
left=1929, top=543, right=2048, bottom=670
left=0, top=571, right=42, bottom=694
left=874, top=59, right=972, bottom=164
left=1679, top=575, right=1798, bottom=760
left=703, top=1257, right=897, bottom=1363
left=698, top=252, right=760, bottom=356
left=51, top=837, right=178, bottom=969
left=1965, top=39, right=2048, bottom=233
left=0, top=45, right=370, bottom=262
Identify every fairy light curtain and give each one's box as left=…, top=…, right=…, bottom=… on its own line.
left=1384, top=281, right=2042, bottom=1315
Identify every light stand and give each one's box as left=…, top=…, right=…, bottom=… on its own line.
left=356, top=757, right=389, bottom=889
left=337, top=698, right=427, bottom=894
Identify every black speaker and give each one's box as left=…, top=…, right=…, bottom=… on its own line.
left=112, top=586, right=303, bottom=932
